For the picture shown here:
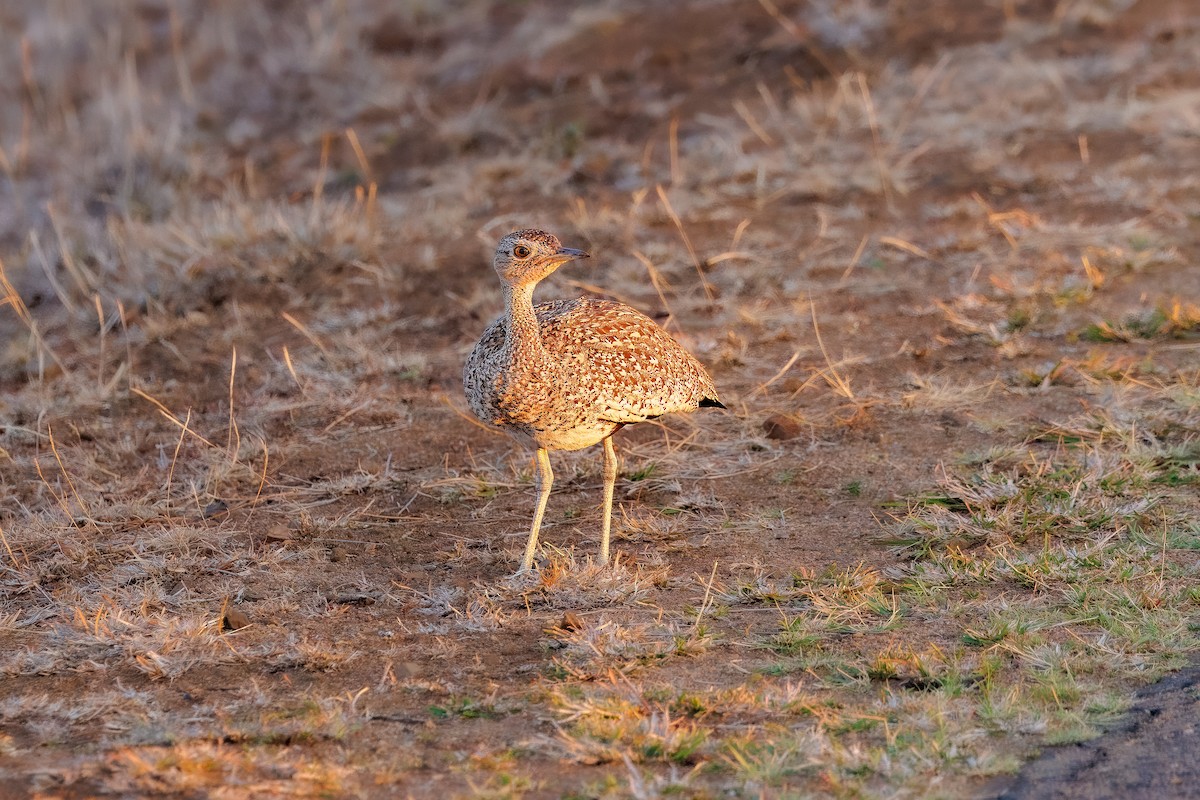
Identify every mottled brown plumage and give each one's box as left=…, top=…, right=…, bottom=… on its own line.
left=464, top=229, right=722, bottom=571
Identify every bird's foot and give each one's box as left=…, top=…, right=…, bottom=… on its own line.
left=506, top=563, right=540, bottom=584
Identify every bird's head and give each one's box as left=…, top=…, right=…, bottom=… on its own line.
left=493, top=229, right=589, bottom=288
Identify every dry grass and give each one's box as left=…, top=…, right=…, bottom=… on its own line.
left=2, top=0, right=1199, bottom=797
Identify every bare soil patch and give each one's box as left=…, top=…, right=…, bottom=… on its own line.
left=991, top=660, right=1200, bottom=800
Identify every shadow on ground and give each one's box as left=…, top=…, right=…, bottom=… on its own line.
left=991, top=660, right=1200, bottom=800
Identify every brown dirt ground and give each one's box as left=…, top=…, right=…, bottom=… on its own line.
left=1, top=0, right=1199, bottom=797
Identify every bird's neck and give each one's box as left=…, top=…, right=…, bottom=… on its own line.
left=503, top=284, right=548, bottom=365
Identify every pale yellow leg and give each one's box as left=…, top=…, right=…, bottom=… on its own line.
left=520, top=447, right=553, bottom=572
left=600, top=436, right=619, bottom=565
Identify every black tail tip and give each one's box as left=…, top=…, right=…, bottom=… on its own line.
left=699, top=397, right=726, bottom=409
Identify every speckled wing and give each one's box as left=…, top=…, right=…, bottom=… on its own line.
left=463, top=317, right=506, bottom=423
left=536, top=297, right=719, bottom=424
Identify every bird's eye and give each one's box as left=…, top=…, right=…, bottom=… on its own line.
left=512, top=245, right=532, bottom=259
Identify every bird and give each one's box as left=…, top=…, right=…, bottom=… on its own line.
left=464, top=228, right=724, bottom=572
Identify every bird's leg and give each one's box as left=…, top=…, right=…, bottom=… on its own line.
left=521, top=447, right=554, bottom=572
left=600, top=436, right=619, bottom=565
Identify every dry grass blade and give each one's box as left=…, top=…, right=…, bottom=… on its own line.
left=632, top=250, right=677, bottom=328
left=0, top=522, right=21, bottom=569
left=46, top=424, right=94, bottom=527
left=808, top=301, right=854, bottom=400
left=655, top=184, right=715, bottom=303
left=839, top=234, right=870, bottom=283
left=879, top=235, right=934, bottom=262
left=0, top=256, right=72, bottom=379
left=751, top=349, right=802, bottom=397
left=856, top=72, right=895, bottom=209
left=280, top=312, right=335, bottom=361
left=226, top=347, right=240, bottom=460
left=130, top=388, right=217, bottom=449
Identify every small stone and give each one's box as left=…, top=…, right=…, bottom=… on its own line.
left=939, top=412, right=964, bottom=428
left=263, top=525, right=292, bottom=542
left=201, top=500, right=229, bottom=520
left=328, top=592, right=376, bottom=606
left=762, top=414, right=801, bottom=440
left=222, top=608, right=251, bottom=630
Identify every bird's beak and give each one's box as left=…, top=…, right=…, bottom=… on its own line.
left=552, top=246, right=590, bottom=263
